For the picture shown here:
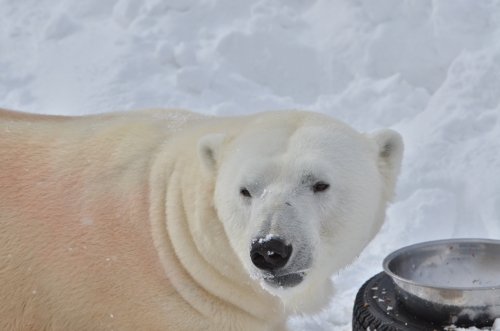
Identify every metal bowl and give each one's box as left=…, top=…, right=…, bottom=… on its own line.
left=383, top=238, right=500, bottom=327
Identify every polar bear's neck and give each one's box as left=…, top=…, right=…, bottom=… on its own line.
left=149, top=133, right=285, bottom=329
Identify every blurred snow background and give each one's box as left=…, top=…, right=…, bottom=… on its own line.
left=1, top=0, right=500, bottom=329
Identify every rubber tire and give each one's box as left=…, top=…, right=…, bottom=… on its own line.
left=352, top=272, right=441, bottom=331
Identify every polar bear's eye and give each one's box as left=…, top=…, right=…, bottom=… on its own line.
left=312, top=181, right=330, bottom=193
left=240, top=187, right=252, bottom=198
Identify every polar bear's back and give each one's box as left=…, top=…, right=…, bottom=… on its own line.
left=0, top=108, right=216, bottom=330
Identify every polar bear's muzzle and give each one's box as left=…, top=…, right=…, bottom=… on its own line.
left=250, top=235, right=307, bottom=288
left=250, top=237, right=292, bottom=271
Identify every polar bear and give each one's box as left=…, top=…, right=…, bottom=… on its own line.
left=0, top=108, right=403, bottom=331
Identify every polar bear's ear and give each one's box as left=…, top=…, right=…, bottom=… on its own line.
left=198, top=133, right=226, bottom=174
left=369, top=129, right=404, bottom=200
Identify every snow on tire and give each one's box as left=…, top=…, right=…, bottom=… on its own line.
left=352, top=272, right=439, bottom=331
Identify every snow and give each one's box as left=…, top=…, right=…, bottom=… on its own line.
left=2, top=0, right=500, bottom=329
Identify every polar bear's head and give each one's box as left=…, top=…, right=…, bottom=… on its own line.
left=198, top=111, right=403, bottom=311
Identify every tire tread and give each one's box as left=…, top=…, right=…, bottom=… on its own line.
left=352, top=272, right=439, bottom=331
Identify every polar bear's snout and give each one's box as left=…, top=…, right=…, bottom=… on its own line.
left=250, top=236, right=292, bottom=271
left=249, top=235, right=309, bottom=288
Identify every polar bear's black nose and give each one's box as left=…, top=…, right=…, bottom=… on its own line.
left=250, top=237, right=292, bottom=271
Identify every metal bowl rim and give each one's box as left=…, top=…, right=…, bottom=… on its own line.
left=383, top=238, right=500, bottom=291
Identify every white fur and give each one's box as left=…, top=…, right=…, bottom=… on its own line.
left=0, top=108, right=402, bottom=330
left=208, top=111, right=403, bottom=313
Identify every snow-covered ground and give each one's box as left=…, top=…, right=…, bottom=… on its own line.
left=2, top=0, right=500, bottom=329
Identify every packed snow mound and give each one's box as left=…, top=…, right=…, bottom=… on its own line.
left=1, top=0, right=500, bottom=329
